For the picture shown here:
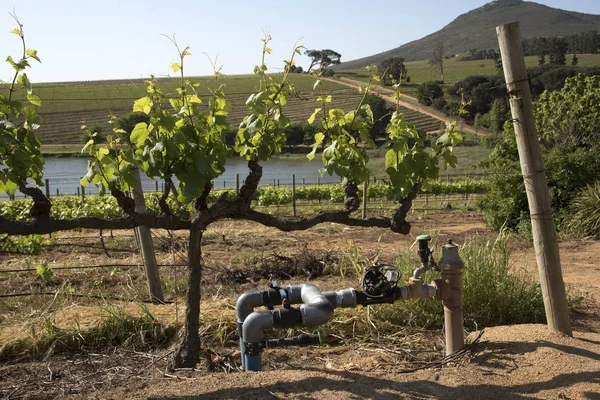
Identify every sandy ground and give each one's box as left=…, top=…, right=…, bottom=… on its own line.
left=94, top=325, right=600, bottom=400
left=1, top=209, right=599, bottom=399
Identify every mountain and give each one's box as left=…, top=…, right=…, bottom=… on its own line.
left=337, top=0, right=600, bottom=69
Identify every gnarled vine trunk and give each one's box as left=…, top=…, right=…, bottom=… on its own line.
left=171, top=223, right=204, bottom=368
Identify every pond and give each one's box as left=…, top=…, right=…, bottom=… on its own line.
left=8, top=156, right=343, bottom=198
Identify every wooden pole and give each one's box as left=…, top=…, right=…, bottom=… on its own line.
left=236, top=173, right=240, bottom=195
left=497, top=22, right=572, bottom=335
left=292, top=174, right=296, bottom=217
left=45, top=179, right=50, bottom=198
left=131, top=166, right=164, bottom=303
left=362, top=181, right=367, bottom=219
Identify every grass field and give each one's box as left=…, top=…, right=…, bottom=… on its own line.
left=4, top=74, right=346, bottom=114
left=336, top=54, right=600, bottom=86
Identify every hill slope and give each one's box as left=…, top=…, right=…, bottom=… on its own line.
left=338, top=0, right=600, bottom=69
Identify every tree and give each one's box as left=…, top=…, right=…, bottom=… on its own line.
left=1, top=26, right=462, bottom=369
left=548, top=38, right=568, bottom=66
left=479, top=74, right=600, bottom=232
left=429, top=38, right=445, bottom=83
left=416, top=81, right=444, bottom=106
left=362, top=94, right=392, bottom=139
left=113, top=112, right=151, bottom=143
left=80, top=124, right=105, bottom=144
left=305, top=49, right=341, bottom=73
left=448, top=76, right=506, bottom=121
left=378, top=57, right=408, bottom=86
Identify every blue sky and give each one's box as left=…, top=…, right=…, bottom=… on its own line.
left=1, top=0, right=599, bottom=83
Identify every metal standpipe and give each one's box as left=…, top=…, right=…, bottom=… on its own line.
left=235, top=236, right=465, bottom=371
left=436, top=240, right=465, bottom=356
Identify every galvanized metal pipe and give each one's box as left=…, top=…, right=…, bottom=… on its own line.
left=437, top=240, right=465, bottom=356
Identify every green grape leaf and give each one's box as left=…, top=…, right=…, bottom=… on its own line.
left=308, top=108, right=321, bottom=125
left=307, top=132, right=324, bottom=161
left=385, top=149, right=398, bottom=173
left=133, top=97, right=152, bottom=114
left=26, top=93, right=41, bottom=106
left=130, top=122, right=149, bottom=147
left=26, top=49, right=41, bottom=63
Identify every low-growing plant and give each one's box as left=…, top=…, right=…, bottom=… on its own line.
left=0, top=233, right=46, bottom=254
left=0, top=303, right=178, bottom=362
left=565, top=182, right=600, bottom=239
left=35, top=261, right=53, bottom=282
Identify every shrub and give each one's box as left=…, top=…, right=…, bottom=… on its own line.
left=447, top=75, right=505, bottom=120
left=479, top=75, right=600, bottom=232
left=416, top=81, right=443, bottom=106
left=374, top=233, right=545, bottom=330
left=566, top=182, right=600, bottom=239
left=431, top=97, right=447, bottom=111
left=363, top=94, right=392, bottom=139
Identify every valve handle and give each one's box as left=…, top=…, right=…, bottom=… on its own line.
left=416, top=234, right=432, bottom=265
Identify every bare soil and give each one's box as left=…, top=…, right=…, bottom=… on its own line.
left=1, top=209, right=599, bottom=399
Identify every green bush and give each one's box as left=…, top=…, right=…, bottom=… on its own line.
left=566, top=182, right=600, bottom=239
left=416, top=81, right=443, bottom=106
left=479, top=75, right=600, bottom=232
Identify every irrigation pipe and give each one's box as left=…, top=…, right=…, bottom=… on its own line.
left=0, top=263, right=188, bottom=274
left=0, top=291, right=173, bottom=304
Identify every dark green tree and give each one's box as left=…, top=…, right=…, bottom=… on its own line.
left=378, top=57, right=408, bottom=86
left=114, top=112, right=151, bottom=143
left=363, top=94, right=392, bottom=139
left=448, top=76, right=505, bottom=121
left=479, top=74, right=600, bottom=232
left=305, top=49, right=341, bottom=73
left=416, top=81, right=443, bottom=106
left=80, top=123, right=105, bottom=144
left=548, top=38, right=568, bottom=66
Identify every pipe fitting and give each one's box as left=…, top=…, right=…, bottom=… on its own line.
left=242, top=310, right=275, bottom=344
left=407, top=280, right=437, bottom=299
left=299, top=284, right=334, bottom=326
left=438, top=240, right=465, bottom=356
left=325, top=288, right=357, bottom=308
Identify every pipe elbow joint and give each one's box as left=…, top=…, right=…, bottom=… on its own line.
left=301, top=302, right=334, bottom=326
left=236, top=291, right=263, bottom=323
left=242, top=310, right=275, bottom=344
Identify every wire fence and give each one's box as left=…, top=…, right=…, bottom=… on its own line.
left=2, top=172, right=487, bottom=201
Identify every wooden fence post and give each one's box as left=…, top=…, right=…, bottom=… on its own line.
left=317, top=176, right=321, bottom=204
left=292, top=174, right=296, bottom=217
left=45, top=179, right=50, bottom=198
left=497, top=21, right=571, bottom=335
left=131, top=166, right=164, bottom=303
left=362, top=181, right=368, bottom=219
left=236, top=173, right=240, bottom=195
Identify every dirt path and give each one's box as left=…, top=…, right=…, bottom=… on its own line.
left=324, top=76, right=482, bottom=135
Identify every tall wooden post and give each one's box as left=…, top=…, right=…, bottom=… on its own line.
left=131, top=166, right=164, bottom=303
left=497, top=22, right=572, bottom=335
left=292, top=174, right=297, bottom=217
left=362, top=181, right=368, bottom=219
